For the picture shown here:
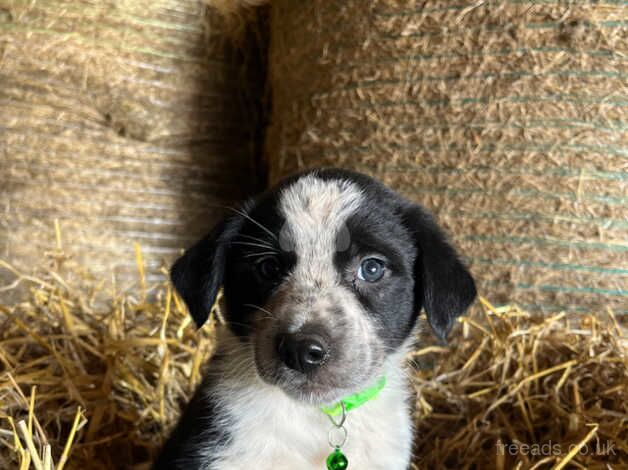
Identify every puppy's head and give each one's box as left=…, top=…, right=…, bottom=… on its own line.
left=171, top=169, right=476, bottom=404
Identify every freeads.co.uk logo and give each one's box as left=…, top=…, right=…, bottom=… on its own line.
left=496, top=440, right=617, bottom=457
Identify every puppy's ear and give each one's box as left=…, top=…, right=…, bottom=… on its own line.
left=402, top=203, right=476, bottom=341
left=170, top=216, right=242, bottom=328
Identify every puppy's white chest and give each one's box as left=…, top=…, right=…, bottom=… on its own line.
left=210, top=380, right=412, bottom=470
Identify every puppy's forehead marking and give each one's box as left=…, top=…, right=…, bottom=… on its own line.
left=280, top=175, right=362, bottom=226
left=278, top=175, right=363, bottom=283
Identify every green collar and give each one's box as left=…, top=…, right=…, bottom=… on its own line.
left=320, top=376, right=387, bottom=417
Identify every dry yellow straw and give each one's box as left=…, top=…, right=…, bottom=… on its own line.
left=17, top=420, right=43, bottom=470
left=1, top=251, right=626, bottom=468
left=57, top=407, right=85, bottom=470
left=554, top=424, right=600, bottom=470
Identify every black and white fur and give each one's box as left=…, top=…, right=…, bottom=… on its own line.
left=154, top=168, right=476, bottom=469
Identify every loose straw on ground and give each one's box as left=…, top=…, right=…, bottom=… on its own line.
left=1, top=246, right=626, bottom=468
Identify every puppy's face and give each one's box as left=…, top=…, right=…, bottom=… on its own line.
left=171, top=169, right=476, bottom=405
left=224, top=175, right=418, bottom=404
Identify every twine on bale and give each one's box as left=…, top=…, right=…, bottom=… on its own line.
left=0, top=241, right=626, bottom=468
left=0, top=0, right=261, bottom=291
left=266, top=0, right=628, bottom=316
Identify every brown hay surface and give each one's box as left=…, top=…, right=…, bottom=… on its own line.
left=0, top=0, right=261, bottom=291
left=1, top=244, right=626, bottom=469
left=266, top=0, right=628, bottom=316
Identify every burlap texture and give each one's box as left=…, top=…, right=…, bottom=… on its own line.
left=267, top=0, right=628, bottom=315
left=0, top=0, right=260, bottom=287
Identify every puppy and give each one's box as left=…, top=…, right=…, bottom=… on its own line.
left=154, top=168, right=476, bottom=470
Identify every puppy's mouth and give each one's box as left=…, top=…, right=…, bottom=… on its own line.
left=258, top=362, right=370, bottom=405
left=253, top=334, right=382, bottom=406
left=271, top=368, right=344, bottom=404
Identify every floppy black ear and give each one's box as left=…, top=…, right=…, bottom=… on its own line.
left=170, top=216, right=243, bottom=328
left=402, top=203, right=476, bottom=341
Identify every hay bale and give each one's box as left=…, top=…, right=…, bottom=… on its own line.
left=266, top=0, right=628, bottom=315
left=0, top=0, right=262, bottom=290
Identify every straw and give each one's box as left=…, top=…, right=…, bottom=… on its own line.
left=412, top=297, right=627, bottom=468
left=1, top=242, right=625, bottom=468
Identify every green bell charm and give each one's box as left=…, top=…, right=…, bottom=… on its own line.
left=321, top=377, right=387, bottom=469
left=326, top=447, right=348, bottom=470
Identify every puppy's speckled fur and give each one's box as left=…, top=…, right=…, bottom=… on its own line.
left=154, top=169, right=476, bottom=470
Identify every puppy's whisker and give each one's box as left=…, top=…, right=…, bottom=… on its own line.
left=234, top=238, right=277, bottom=251
left=243, top=303, right=277, bottom=319
left=224, top=320, right=254, bottom=331
left=242, top=251, right=279, bottom=259
left=226, top=206, right=278, bottom=241
left=237, top=233, right=277, bottom=246
left=230, top=241, right=280, bottom=252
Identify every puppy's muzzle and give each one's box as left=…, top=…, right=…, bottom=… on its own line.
left=276, top=327, right=330, bottom=374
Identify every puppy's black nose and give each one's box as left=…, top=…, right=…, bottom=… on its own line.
left=276, top=333, right=328, bottom=374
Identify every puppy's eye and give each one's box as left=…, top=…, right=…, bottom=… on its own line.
left=357, top=258, right=386, bottom=283
left=257, top=256, right=282, bottom=281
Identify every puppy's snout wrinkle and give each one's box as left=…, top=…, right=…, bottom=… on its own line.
left=276, top=330, right=329, bottom=374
